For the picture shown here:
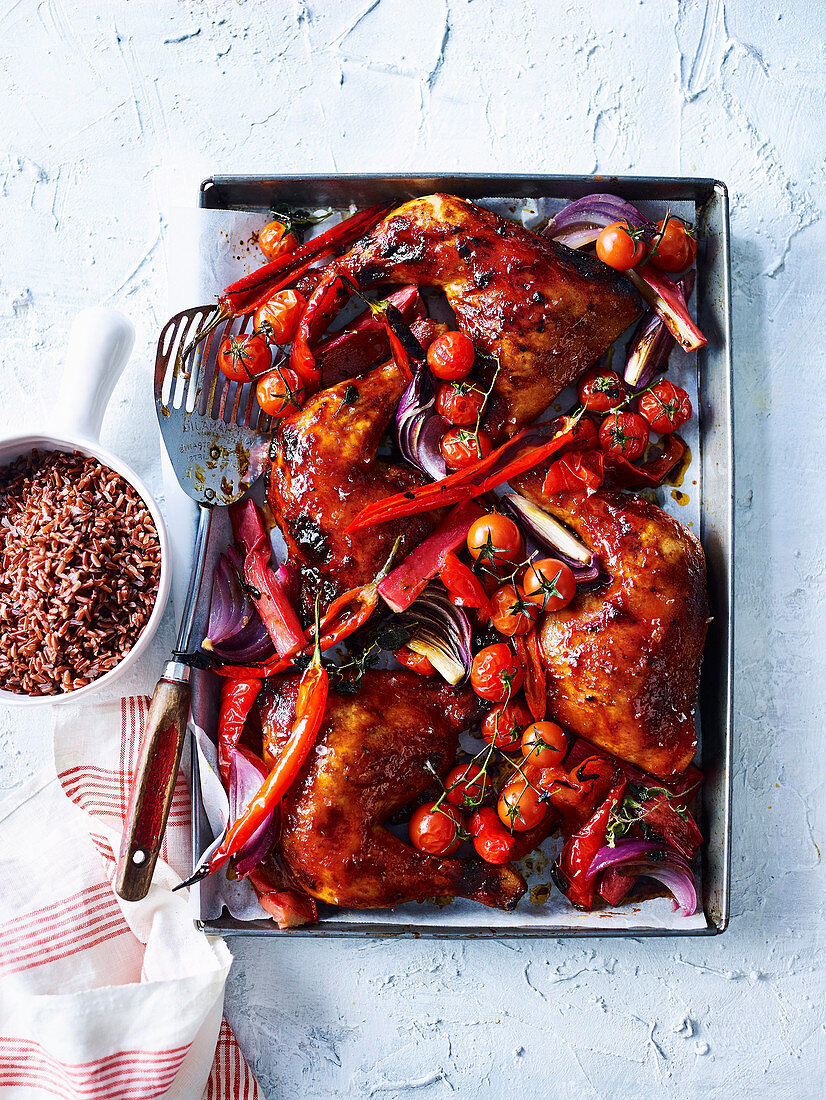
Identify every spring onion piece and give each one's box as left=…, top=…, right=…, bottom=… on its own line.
left=228, top=746, right=278, bottom=877
left=624, top=271, right=696, bottom=388
left=393, top=584, right=472, bottom=685
left=395, top=365, right=449, bottom=480
left=583, top=839, right=697, bottom=916
left=544, top=194, right=655, bottom=249
left=501, top=493, right=592, bottom=566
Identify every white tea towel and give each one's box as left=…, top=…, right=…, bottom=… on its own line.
left=0, top=696, right=260, bottom=1099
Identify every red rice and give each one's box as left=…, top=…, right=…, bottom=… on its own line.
left=0, top=449, right=161, bottom=696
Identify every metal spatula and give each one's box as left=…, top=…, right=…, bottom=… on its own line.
left=115, top=305, right=274, bottom=901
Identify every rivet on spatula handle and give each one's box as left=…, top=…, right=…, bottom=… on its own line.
left=115, top=668, right=190, bottom=902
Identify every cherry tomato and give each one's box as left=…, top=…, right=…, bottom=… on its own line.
left=256, top=367, right=305, bottom=418
left=490, top=584, right=539, bottom=637
left=497, top=780, right=547, bottom=832
left=394, top=646, right=435, bottom=676
left=522, top=558, right=577, bottom=612
left=258, top=219, right=297, bottom=261
left=408, top=801, right=465, bottom=856
left=469, top=808, right=516, bottom=864
left=445, top=763, right=489, bottom=808
left=426, top=331, right=475, bottom=380
left=470, top=643, right=523, bottom=702
left=521, top=721, right=567, bottom=768
left=638, top=380, right=693, bottom=434
left=482, top=698, right=533, bottom=749
left=552, top=413, right=600, bottom=451
left=596, top=221, right=647, bottom=271
left=467, top=514, right=524, bottom=570
left=253, top=290, right=307, bottom=345
left=649, top=216, right=697, bottom=273
left=217, top=332, right=271, bottom=383
left=599, top=411, right=650, bottom=460
left=435, top=381, right=486, bottom=426
left=469, top=807, right=500, bottom=837
left=577, top=367, right=627, bottom=413
left=440, top=428, right=492, bottom=470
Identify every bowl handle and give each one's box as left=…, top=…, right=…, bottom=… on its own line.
left=51, top=308, right=135, bottom=445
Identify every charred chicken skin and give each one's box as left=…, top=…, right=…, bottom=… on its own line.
left=332, top=194, right=641, bottom=439
left=511, top=474, right=708, bottom=778
left=260, top=670, right=526, bottom=911
left=268, top=359, right=439, bottom=621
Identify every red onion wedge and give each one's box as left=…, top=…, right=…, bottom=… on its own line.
left=501, top=492, right=602, bottom=584
left=626, top=265, right=707, bottom=354
left=624, top=269, right=696, bottom=388
left=584, top=839, right=697, bottom=916
left=393, top=583, right=473, bottom=685
left=229, top=745, right=278, bottom=877
left=202, top=552, right=274, bottom=662
left=544, top=194, right=655, bottom=249
left=395, top=364, right=448, bottom=480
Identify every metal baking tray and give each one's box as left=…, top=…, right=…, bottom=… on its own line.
left=191, top=174, right=733, bottom=938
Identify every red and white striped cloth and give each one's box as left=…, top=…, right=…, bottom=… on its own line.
left=0, top=696, right=261, bottom=1099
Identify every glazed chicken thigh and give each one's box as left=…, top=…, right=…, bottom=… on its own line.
left=333, top=194, right=641, bottom=439
left=260, top=671, right=526, bottom=911
left=510, top=475, right=708, bottom=778
left=268, top=359, right=438, bottom=621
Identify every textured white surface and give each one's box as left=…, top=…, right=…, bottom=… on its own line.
left=0, top=1, right=823, bottom=1096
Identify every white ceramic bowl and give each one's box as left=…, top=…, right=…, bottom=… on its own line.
left=0, top=309, right=171, bottom=706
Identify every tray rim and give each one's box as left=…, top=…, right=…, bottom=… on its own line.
left=191, top=172, right=734, bottom=939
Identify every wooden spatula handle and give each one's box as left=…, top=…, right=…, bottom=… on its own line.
left=115, top=666, right=190, bottom=902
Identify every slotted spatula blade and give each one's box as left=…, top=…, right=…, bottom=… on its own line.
left=117, top=305, right=276, bottom=902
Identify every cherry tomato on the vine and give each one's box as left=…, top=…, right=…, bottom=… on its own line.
left=470, top=643, right=523, bottom=702
left=394, top=646, right=435, bottom=676
left=408, top=801, right=465, bottom=856
left=638, top=380, right=693, bottom=434
left=217, top=332, right=272, bottom=383
left=497, top=780, right=547, bottom=832
left=467, top=514, right=524, bottom=570
left=482, top=698, right=533, bottom=749
left=596, top=221, right=648, bottom=271
left=521, top=721, right=568, bottom=768
left=445, top=763, right=490, bottom=808
left=577, top=367, right=627, bottom=413
left=648, top=216, right=697, bottom=273
left=469, top=807, right=516, bottom=865
left=258, top=219, right=298, bottom=261
left=426, top=331, right=475, bottom=380
left=256, top=366, right=305, bottom=418
left=253, top=290, right=307, bottom=345
left=435, top=381, right=486, bottom=426
left=598, top=411, right=649, bottom=460
left=440, top=427, right=493, bottom=471
left=490, top=584, right=539, bottom=637
left=522, top=558, right=577, bottom=613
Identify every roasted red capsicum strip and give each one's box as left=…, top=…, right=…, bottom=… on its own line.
left=217, top=678, right=261, bottom=785
left=439, top=551, right=491, bottom=619
left=184, top=629, right=329, bottom=884
left=554, top=771, right=627, bottom=910
left=378, top=500, right=484, bottom=612
left=219, top=203, right=389, bottom=318
left=348, top=422, right=579, bottom=531
left=290, top=272, right=349, bottom=391
left=514, top=630, right=546, bottom=721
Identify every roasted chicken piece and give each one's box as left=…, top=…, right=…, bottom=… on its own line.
left=260, top=671, right=526, bottom=911
left=333, top=194, right=641, bottom=439
left=267, top=359, right=438, bottom=620
left=510, top=475, right=708, bottom=778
